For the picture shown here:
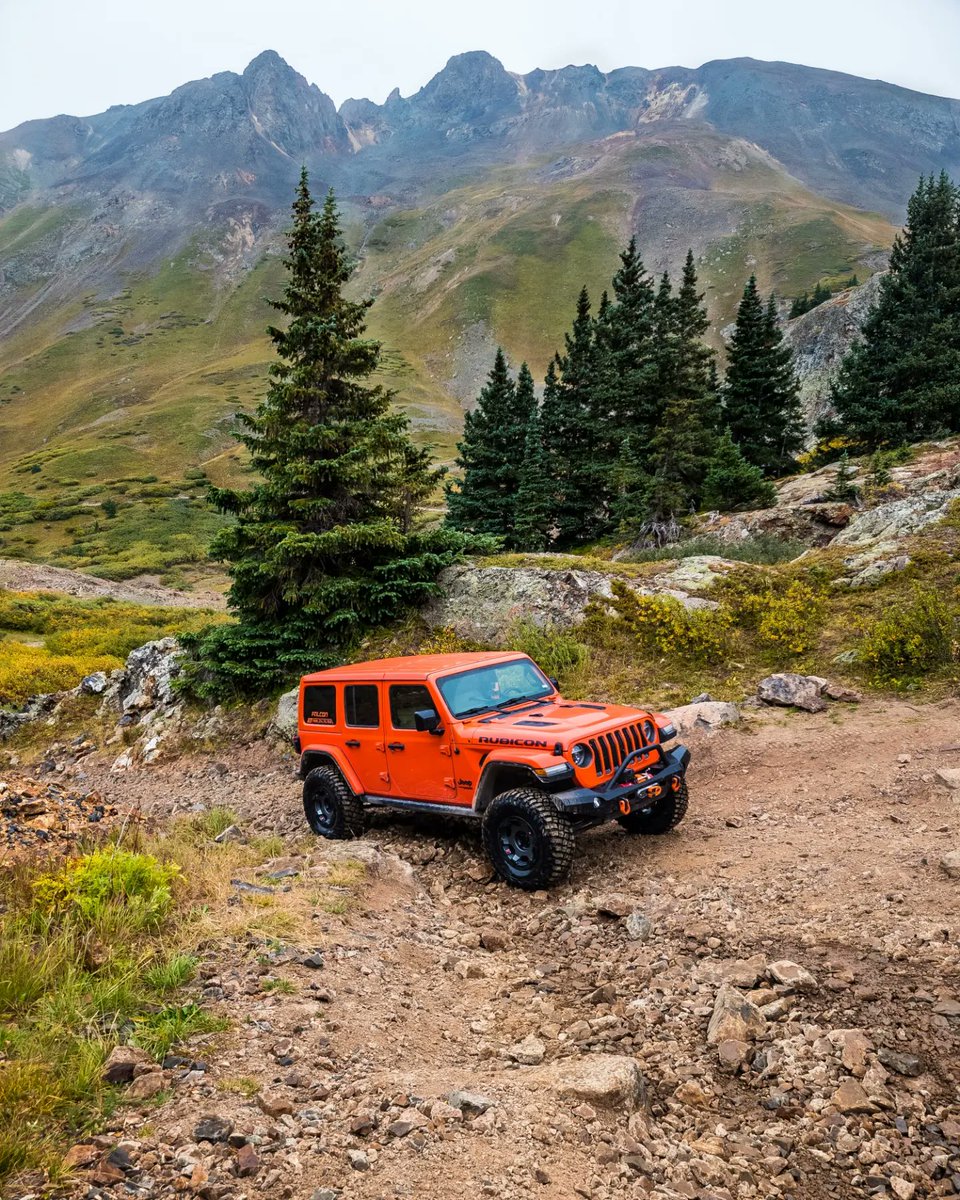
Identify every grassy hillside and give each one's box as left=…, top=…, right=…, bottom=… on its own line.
left=0, top=126, right=895, bottom=584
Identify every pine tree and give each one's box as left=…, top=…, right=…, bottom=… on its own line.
left=541, top=288, right=607, bottom=544
left=789, top=293, right=811, bottom=319
left=811, top=281, right=832, bottom=308
left=603, top=238, right=658, bottom=440
left=825, top=172, right=960, bottom=448
left=446, top=348, right=533, bottom=546
left=185, top=173, right=466, bottom=698
left=722, top=277, right=804, bottom=476
left=824, top=451, right=861, bottom=503
left=701, top=429, right=777, bottom=511
left=514, top=402, right=553, bottom=551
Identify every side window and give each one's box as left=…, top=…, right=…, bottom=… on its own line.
left=389, top=683, right=434, bottom=730
left=303, top=684, right=337, bottom=726
left=345, top=684, right=379, bottom=728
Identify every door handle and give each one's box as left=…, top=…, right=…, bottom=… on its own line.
left=387, top=742, right=405, bottom=752
left=345, top=740, right=361, bottom=748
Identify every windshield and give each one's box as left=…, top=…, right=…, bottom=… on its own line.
left=438, top=658, right=554, bottom=719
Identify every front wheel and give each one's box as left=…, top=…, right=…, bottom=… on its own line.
left=482, top=788, right=575, bottom=890
left=618, top=779, right=689, bottom=835
left=303, top=766, right=365, bottom=839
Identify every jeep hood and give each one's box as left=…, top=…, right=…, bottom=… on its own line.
left=457, top=698, right=658, bottom=747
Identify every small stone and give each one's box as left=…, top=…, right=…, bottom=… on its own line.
left=62, top=1143, right=99, bottom=1169
left=530, top=1053, right=645, bottom=1109
left=126, top=1070, right=164, bottom=1101
left=214, top=824, right=243, bottom=843
left=839, top=1030, right=872, bottom=1076
left=102, top=1044, right=152, bottom=1084
left=257, top=1092, right=294, bottom=1118
left=301, top=951, right=325, bottom=968
left=707, top=985, right=767, bottom=1044
left=717, top=1039, right=751, bottom=1072
left=448, top=1090, right=495, bottom=1114
left=767, top=959, right=818, bottom=992
left=897, top=753, right=912, bottom=764
left=624, top=912, right=652, bottom=941
left=878, top=1047, right=922, bottom=1077
left=193, top=1115, right=234, bottom=1143
left=831, top=1078, right=875, bottom=1114
left=387, top=1111, right=429, bottom=1137
left=595, top=892, right=634, bottom=918
left=508, top=1034, right=545, bottom=1065
left=932, top=997, right=960, bottom=1017
left=311, top=1191, right=339, bottom=1200
left=940, top=852, right=960, bottom=879
left=757, top=673, right=827, bottom=713
left=936, top=768, right=960, bottom=790
left=234, top=1143, right=259, bottom=1177
left=349, top=1111, right=378, bottom=1135
left=480, top=928, right=508, bottom=951
left=347, top=1149, right=370, bottom=1171
left=890, top=1178, right=916, bottom=1200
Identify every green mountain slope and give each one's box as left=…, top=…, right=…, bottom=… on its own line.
left=0, top=126, right=894, bottom=583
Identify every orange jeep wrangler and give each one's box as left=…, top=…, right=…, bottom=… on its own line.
left=294, top=652, right=690, bottom=889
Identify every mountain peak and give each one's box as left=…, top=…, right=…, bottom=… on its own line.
left=243, top=50, right=293, bottom=78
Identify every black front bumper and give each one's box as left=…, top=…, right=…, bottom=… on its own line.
left=550, top=743, right=690, bottom=825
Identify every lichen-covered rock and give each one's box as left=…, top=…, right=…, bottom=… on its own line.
left=270, top=687, right=299, bottom=742
left=120, top=637, right=182, bottom=713
left=663, top=700, right=740, bottom=735
left=423, top=563, right=713, bottom=642
left=832, top=490, right=960, bottom=549
left=757, top=673, right=827, bottom=713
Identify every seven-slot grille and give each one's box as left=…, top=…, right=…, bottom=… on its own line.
left=588, top=722, right=652, bottom=776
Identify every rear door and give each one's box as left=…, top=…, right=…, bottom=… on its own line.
left=342, top=682, right=390, bottom=794
left=384, top=682, right=460, bottom=803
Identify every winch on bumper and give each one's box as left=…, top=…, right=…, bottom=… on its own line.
left=549, top=743, right=690, bottom=827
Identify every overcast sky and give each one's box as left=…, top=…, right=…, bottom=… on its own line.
left=2, top=0, right=960, bottom=131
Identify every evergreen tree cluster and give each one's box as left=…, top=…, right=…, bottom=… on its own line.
left=823, top=172, right=960, bottom=449
left=447, top=243, right=799, bottom=550
left=789, top=281, right=833, bottom=318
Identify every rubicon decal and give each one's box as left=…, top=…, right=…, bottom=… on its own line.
left=477, top=736, right=549, bottom=747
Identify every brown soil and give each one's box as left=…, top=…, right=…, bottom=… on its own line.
left=24, top=698, right=960, bottom=1198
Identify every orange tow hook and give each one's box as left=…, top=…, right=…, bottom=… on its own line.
left=671, top=775, right=681, bottom=792
left=618, top=798, right=632, bottom=816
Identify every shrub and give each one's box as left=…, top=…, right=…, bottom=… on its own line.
left=585, top=581, right=731, bottom=665
left=714, top=571, right=824, bottom=656
left=505, top=619, right=590, bottom=683
left=858, top=587, right=957, bottom=685
left=32, top=848, right=180, bottom=932
left=626, top=533, right=805, bottom=566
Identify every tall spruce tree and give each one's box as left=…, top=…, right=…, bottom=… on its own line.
left=514, top=402, right=553, bottom=551
left=825, top=172, right=960, bottom=448
left=722, top=278, right=804, bottom=476
left=541, top=288, right=607, bottom=544
left=186, top=173, right=465, bottom=698
left=446, top=348, right=534, bottom=546
left=603, top=238, right=658, bottom=441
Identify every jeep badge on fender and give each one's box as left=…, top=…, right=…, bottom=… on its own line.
left=295, top=652, right=690, bottom=890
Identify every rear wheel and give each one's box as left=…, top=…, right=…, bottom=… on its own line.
left=618, top=778, right=689, bottom=835
left=303, top=766, right=365, bottom=839
left=482, top=788, right=575, bottom=890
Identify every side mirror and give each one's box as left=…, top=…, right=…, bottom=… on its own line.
left=414, top=708, right=443, bottom=734
left=548, top=677, right=560, bottom=691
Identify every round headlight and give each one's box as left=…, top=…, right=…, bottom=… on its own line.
left=570, top=742, right=593, bottom=768
left=641, top=719, right=657, bottom=743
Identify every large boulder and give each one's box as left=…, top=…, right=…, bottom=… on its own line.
left=530, top=1054, right=646, bottom=1109
left=119, top=638, right=182, bottom=713
left=663, top=700, right=739, bottom=735
left=270, top=688, right=299, bottom=742
left=757, top=673, right=827, bottom=713
left=832, top=490, right=960, bottom=550
left=423, top=562, right=723, bottom=643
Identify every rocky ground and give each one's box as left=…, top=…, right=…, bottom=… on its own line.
left=12, top=696, right=960, bottom=1200
left=0, top=559, right=225, bottom=609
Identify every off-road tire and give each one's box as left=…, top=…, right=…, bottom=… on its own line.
left=617, top=778, right=689, bottom=835
left=482, top=787, right=575, bottom=890
left=303, top=766, right=365, bottom=839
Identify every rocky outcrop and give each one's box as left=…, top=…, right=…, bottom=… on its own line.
left=422, top=559, right=735, bottom=643
left=833, top=490, right=960, bottom=550
left=783, top=274, right=885, bottom=439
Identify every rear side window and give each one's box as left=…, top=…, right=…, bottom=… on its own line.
left=345, top=684, right=379, bottom=728
left=303, top=684, right=337, bottom=726
left=389, top=684, right=434, bottom=730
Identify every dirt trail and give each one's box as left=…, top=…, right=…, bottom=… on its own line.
left=39, top=699, right=960, bottom=1198
left=0, top=557, right=225, bottom=609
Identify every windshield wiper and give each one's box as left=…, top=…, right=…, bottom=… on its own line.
left=496, top=693, right=550, bottom=709
left=455, top=703, right=499, bottom=717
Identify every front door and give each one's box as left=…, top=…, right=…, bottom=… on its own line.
left=384, top=682, right=458, bottom=803
left=342, top=683, right=390, bottom=794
